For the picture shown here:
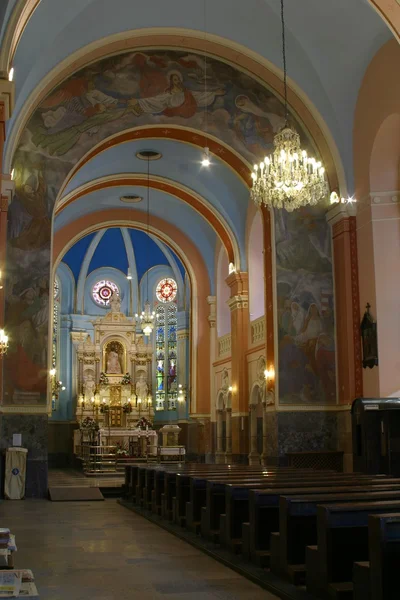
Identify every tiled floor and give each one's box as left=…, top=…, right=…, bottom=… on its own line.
left=48, top=468, right=124, bottom=488
left=1, top=499, right=279, bottom=599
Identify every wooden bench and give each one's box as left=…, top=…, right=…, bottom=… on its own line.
left=271, top=488, right=400, bottom=585
left=221, top=475, right=394, bottom=556
left=307, top=500, right=400, bottom=600
left=353, top=512, right=400, bottom=600
left=242, top=477, right=400, bottom=566
left=200, top=471, right=337, bottom=542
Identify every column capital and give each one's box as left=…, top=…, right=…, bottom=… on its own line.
left=227, top=294, right=248, bottom=312
left=177, top=328, right=189, bottom=341
left=326, top=201, right=357, bottom=227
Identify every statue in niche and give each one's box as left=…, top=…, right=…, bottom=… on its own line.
left=109, top=291, right=121, bottom=313
left=105, top=341, right=123, bottom=374
left=83, top=372, right=96, bottom=400
left=136, top=372, right=148, bottom=401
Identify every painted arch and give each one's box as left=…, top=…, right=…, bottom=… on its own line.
left=5, top=47, right=336, bottom=407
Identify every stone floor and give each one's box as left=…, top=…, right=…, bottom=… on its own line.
left=1, top=499, right=279, bottom=599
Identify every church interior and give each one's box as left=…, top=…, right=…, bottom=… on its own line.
left=0, top=0, right=399, bottom=598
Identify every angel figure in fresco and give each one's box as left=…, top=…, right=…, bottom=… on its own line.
left=31, top=68, right=225, bottom=156
left=8, top=173, right=51, bottom=251
left=233, top=95, right=284, bottom=155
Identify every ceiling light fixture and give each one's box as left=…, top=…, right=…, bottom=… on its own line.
left=120, top=195, right=143, bottom=203
left=201, top=146, right=211, bottom=167
left=250, top=0, right=328, bottom=212
left=201, top=0, right=211, bottom=168
left=135, top=151, right=156, bottom=336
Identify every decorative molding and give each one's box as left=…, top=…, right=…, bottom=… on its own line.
left=277, top=404, right=351, bottom=412
left=326, top=201, right=357, bottom=227
left=0, top=406, right=49, bottom=414
left=218, top=333, right=231, bottom=358
left=370, top=190, right=400, bottom=205
left=0, top=81, right=15, bottom=120
left=250, top=316, right=265, bottom=345
left=227, top=294, right=248, bottom=312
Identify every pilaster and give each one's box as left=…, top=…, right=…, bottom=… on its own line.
left=327, top=201, right=362, bottom=403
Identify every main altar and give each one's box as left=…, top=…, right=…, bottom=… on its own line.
left=73, top=293, right=157, bottom=459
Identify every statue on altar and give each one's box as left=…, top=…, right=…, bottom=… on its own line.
left=83, top=372, right=96, bottom=400
left=136, top=372, right=148, bottom=401
left=105, top=340, right=124, bottom=374
left=109, top=291, right=121, bottom=313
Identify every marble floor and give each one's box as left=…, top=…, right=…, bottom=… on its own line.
left=1, top=499, right=279, bottom=600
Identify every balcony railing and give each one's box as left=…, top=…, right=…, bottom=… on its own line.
left=250, top=316, right=265, bottom=345
left=218, top=333, right=231, bottom=357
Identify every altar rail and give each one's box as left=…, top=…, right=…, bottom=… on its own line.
left=218, top=333, right=231, bottom=358
left=250, top=316, right=265, bottom=346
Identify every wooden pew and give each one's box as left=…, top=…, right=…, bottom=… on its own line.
left=271, top=489, right=400, bottom=585
left=200, top=471, right=339, bottom=542
left=244, top=477, right=400, bottom=567
left=203, top=473, right=380, bottom=545
left=353, top=512, right=400, bottom=600
left=307, top=500, right=400, bottom=600
left=185, top=468, right=313, bottom=534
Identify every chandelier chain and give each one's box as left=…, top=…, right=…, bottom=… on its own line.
left=280, top=0, right=288, bottom=125
left=146, top=156, right=150, bottom=302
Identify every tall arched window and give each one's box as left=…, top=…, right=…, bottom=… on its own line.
left=155, top=279, right=178, bottom=410
left=52, top=277, right=61, bottom=370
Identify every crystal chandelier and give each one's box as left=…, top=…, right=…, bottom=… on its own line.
left=250, top=0, right=328, bottom=212
left=0, top=329, right=8, bottom=356
left=136, top=300, right=155, bottom=337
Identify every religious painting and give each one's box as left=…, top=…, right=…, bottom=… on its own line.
left=103, top=341, right=125, bottom=375
left=4, top=48, right=336, bottom=406
left=275, top=205, right=336, bottom=404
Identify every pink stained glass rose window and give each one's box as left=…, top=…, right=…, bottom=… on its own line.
left=92, top=280, right=119, bottom=306
left=156, top=278, right=177, bottom=303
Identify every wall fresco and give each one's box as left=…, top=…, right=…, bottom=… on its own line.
left=4, top=49, right=335, bottom=405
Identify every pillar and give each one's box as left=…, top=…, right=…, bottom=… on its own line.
left=216, top=408, right=225, bottom=463
left=261, top=402, right=268, bottom=466
left=177, top=310, right=189, bottom=421
left=248, top=404, right=259, bottom=465
left=226, top=272, right=249, bottom=461
left=327, top=202, right=362, bottom=403
left=225, top=407, right=232, bottom=464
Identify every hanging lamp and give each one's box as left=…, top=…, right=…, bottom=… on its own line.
left=250, top=0, right=328, bottom=212
left=135, top=152, right=156, bottom=336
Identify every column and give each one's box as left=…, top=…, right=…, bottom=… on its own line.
left=225, top=408, right=232, bottom=464
left=216, top=409, right=224, bottom=464
left=177, top=313, right=189, bottom=420
left=207, top=296, right=217, bottom=459
left=95, top=358, right=100, bottom=384
left=261, top=402, right=268, bottom=466
left=248, top=404, right=259, bottom=465
left=226, top=272, right=249, bottom=460
left=326, top=201, right=362, bottom=403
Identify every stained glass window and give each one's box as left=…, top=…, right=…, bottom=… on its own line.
left=156, top=278, right=177, bottom=303
left=92, top=279, right=119, bottom=306
left=52, top=277, right=60, bottom=370
left=154, top=282, right=178, bottom=410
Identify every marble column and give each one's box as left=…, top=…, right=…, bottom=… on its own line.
left=248, top=404, right=259, bottom=465
left=225, top=408, right=232, bottom=464
left=226, top=272, right=249, bottom=460
left=95, top=358, right=100, bottom=384
left=216, top=409, right=225, bottom=464
left=177, top=322, right=189, bottom=420
left=326, top=201, right=362, bottom=403
left=207, top=296, right=217, bottom=458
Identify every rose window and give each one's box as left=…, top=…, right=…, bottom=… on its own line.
left=156, top=278, right=177, bottom=303
left=92, top=280, right=119, bottom=306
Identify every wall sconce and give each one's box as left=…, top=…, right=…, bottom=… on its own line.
left=8, top=67, right=14, bottom=82
left=0, top=270, right=3, bottom=290
left=228, top=386, right=233, bottom=392
left=0, top=329, right=9, bottom=355
left=264, top=366, right=275, bottom=390
left=330, top=191, right=357, bottom=205
left=228, top=262, right=236, bottom=274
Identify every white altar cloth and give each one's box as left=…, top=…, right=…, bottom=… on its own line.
left=99, top=428, right=158, bottom=454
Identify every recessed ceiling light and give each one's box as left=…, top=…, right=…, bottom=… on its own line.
left=120, top=195, right=143, bottom=203
left=136, top=150, right=162, bottom=161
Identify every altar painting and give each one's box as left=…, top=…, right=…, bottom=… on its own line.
left=5, top=48, right=336, bottom=406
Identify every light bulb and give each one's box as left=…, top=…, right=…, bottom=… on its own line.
left=201, top=147, right=210, bottom=167
left=127, top=268, right=132, bottom=280
left=8, top=68, right=14, bottom=82
left=49, top=368, right=56, bottom=377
